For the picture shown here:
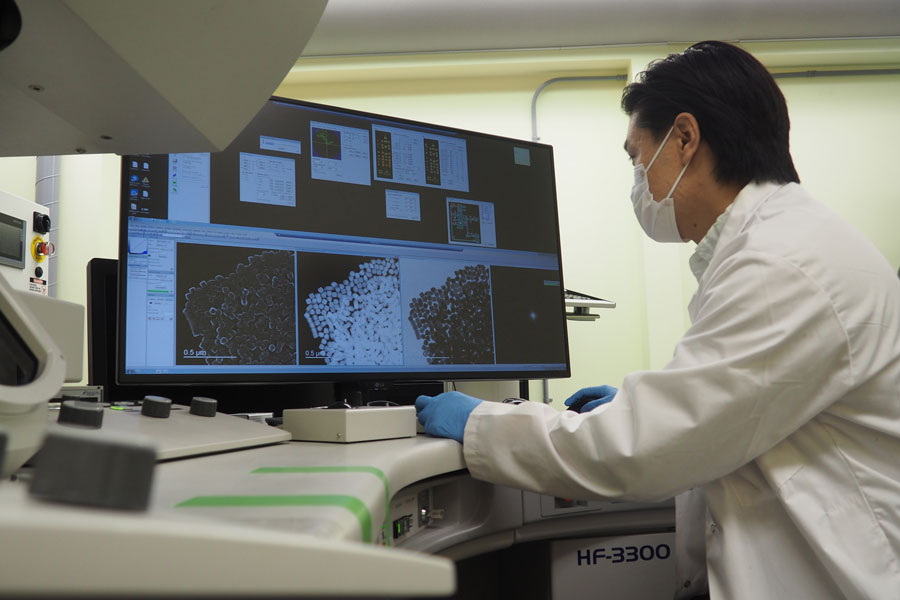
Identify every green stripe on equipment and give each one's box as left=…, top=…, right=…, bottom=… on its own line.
left=251, top=466, right=390, bottom=545
left=176, top=495, right=372, bottom=543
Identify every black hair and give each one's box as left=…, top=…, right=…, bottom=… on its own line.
left=621, top=41, right=800, bottom=186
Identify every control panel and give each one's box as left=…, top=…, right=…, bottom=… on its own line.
left=388, top=474, right=675, bottom=561
left=47, top=397, right=290, bottom=461
left=0, top=189, right=53, bottom=295
left=389, top=488, right=436, bottom=544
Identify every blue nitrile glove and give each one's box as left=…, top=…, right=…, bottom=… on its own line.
left=415, top=391, right=483, bottom=443
left=564, top=385, right=618, bottom=413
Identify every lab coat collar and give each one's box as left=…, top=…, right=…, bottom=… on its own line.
left=689, top=202, right=735, bottom=282
left=694, top=180, right=788, bottom=285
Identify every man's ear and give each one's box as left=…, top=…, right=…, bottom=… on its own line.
left=672, top=112, right=701, bottom=165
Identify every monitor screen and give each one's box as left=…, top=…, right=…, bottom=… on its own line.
left=116, top=98, right=569, bottom=385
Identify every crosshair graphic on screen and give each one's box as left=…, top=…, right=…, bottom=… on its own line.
left=312, top=128, right=343, bottom=160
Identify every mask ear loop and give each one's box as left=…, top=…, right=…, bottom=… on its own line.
left=646, top=126, right=692, bottom=198
left=646, top=126, right=674, bottom=172
left=666, top=158, right=692, bottom=198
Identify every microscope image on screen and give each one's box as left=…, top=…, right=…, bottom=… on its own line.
left=177, top=246, right=297, bottom=365
left=407, top=264, right=495, bottom=364
left=299, top=254, right=403, bottom=366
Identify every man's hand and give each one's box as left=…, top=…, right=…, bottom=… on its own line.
left=415, top=391, right=483, bottom=443
left=564, top=385, right=618, bottom=413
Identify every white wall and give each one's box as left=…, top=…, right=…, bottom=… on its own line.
left=1, top=40, right=898, bottom=394
left=0, top=157, right=37, bottom=201
left=782, top=73, right=900, bottom=266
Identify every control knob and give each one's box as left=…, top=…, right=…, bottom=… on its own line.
left=33, top=212, right=51, bottom=234
left=190, top=396, right=217, bottom=417
left=141, top=395, right=172, bottom=418
left=57, top=400, right=104, bottom=429
left=29, top=426, right=156, bottom=510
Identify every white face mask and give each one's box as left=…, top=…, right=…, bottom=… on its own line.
left=631, top=126, right=691, bottom=243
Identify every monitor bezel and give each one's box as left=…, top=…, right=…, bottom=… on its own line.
left=115, top=96, right=571, bottom=386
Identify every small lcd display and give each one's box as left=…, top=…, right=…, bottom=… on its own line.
left=0, top=212, right=25, bottom=268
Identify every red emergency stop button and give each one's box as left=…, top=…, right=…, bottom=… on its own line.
left=32, top=238, right=55, bottom=262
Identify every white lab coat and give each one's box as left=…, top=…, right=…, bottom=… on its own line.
left=464, top=182, right=900, bottom=599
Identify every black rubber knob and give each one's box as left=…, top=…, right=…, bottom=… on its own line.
left=190, top=396, right=217, bottom=417
left=58, top=400, right=104, bottom=429
left=29, top=426, right=155, bottom=511
left=33, top=212, right=51, bottom=234
left=141, top=395, right=172, bottom=418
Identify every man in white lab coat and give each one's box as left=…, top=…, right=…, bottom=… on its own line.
left=416, top=41, right=900, bottom=599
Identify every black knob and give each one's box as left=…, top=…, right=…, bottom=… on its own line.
left=141, top=395, right=171, bottom=418
left=34, top=266, right=43, bottom=278
left=190, top=396, right=217, bottom=417
left=33, top=212, right=51, bottom=234
left=29, top=426, right=156, bottom=511
left=58, top=400, right=104, bottom=429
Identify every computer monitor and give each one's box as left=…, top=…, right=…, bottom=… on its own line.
left=116, top=98, right=569, bottom=394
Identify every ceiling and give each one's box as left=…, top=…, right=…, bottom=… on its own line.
left=301, top=0, right=900, bottom=57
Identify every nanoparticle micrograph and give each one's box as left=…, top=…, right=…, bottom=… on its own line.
left=302, top=256, right=403, bottom=366
left=407, top=264, right=495, bottom=364
left=180, top=249, right=297, bottom=365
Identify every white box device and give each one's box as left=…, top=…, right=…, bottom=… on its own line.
left=282, top=406, right=417, bottom=443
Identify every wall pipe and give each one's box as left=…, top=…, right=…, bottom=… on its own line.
left=35, top=156, right=60, bottom=298
left=531, top=75, right=627, bottom=141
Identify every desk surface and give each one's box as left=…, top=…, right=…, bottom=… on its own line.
left=2, top=411, right=674, bottom=598
left=0, top=428, right=464, bottom=598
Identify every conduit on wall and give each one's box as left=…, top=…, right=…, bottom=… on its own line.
left=35, top=156, right=60, bottom=298
left=531, top=75, right=628, bottom=141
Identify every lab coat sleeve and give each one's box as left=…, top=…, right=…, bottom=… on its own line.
left=463, top=250, right=854, bottom=502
